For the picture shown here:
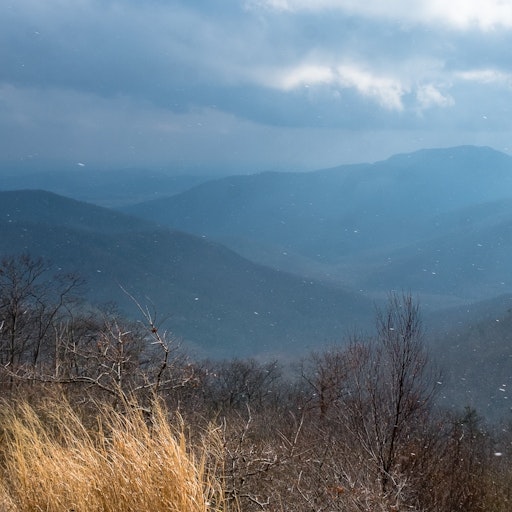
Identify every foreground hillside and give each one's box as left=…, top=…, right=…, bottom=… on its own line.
left=1, top=293, right=510, bottom=512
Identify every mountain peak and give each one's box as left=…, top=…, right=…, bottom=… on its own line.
left=383, top=145, right=512, bottom=166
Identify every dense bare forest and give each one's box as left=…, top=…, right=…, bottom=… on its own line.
left=1, top=253, right=511, bottom=511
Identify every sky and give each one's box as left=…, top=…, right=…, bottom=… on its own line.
left=1, top=0, right=512, bottom=175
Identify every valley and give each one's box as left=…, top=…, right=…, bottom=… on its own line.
left=2, top=145, right=512, bottom=418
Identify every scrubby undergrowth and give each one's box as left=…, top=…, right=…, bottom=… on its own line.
left=1, top=255, right=512, bottom=512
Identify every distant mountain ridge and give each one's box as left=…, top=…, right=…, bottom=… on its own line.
left=123, top=145, right=512, bottom=306
left=0, top=169, right=211, bottom=207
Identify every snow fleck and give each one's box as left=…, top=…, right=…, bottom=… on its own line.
left=77, top=162, right=85, bottom=167
left=494, top=452, right=503, bottom=457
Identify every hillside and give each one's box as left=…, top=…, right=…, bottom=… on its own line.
left=123, top=146, right=512, bottom=305
left=429, top=295, right=512, bottom=421
left=0, top=190, right=373, bottom=358
left=362, top=198, right=512, bottom=302
left=0, top=189, right=155, bottom=233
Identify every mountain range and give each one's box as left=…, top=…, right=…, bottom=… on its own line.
left=123, top=145, right=512, bottom=308
left=2, top=145, right=512, bottom=417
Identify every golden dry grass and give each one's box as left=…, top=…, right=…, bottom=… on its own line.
left=0, top=397, right=228, bottom=512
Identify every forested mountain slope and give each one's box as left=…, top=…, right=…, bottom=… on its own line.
left=0, top=190, right=373, bottom=358
left=124, top=146, right=512, bottom=306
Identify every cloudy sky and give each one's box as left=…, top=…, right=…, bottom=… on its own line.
left=1, top=0, right=512, bottom=174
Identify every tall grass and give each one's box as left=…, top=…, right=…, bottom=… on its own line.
left=0, top=397, right=228, bottom=512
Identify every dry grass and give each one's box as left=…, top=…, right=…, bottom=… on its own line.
left=0, top=397, right=228, bottom=512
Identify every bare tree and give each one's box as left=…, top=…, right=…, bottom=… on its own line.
left=202, top=358, right=282, bottom=413
left=0, top=254, right=82, bottom=374
left=0, top=254, right=47, bottom=368
left=300, top=347, right=349, bottom=419
left=344, top=293, right=437, bottom=493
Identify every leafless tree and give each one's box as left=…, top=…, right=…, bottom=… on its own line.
left=0, top=254, right=82, bottom=378
left=340, top=293, right=437, bottom=495
left=202, top=358, right=283, bottom=413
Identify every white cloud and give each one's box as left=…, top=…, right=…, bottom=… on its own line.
left=426, top=0, right=512, bottom=30
left=417, top=84, right=454, bottom=109
left=252, top=0, right=512, bottom=30
left=259, top=62, right=407, bottom=110
left=263, top=64, right=335, bottom=90
left=456, top=69, right=512, bottom=85
left=336, top=65, right=406, bottom=110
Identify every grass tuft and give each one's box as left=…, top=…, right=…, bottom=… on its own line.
left=0, top=397, right=227, bottom=512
